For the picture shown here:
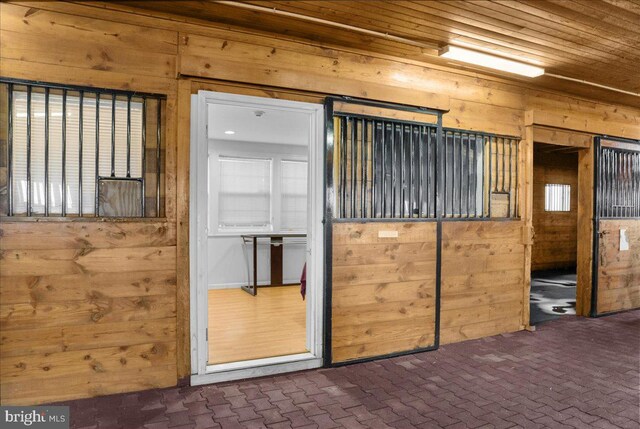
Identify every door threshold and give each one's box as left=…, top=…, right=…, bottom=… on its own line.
left=191, top=353, right=322, bottom=385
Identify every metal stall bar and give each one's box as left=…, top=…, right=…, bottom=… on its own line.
left=95, top=92, right=100, bottom=216
left=61, top=89, right=67, bottom=216
left=350, top=117, right=357, bottom=218
left=26, top=86, right=32, bottom=216
left=79, top=91, right=84, bottom=216
left=156, top=99, right=161, bottom=217
left=361, top=118, right=367, bottom=218
left=7, top=83, right=13, bottom=216
left=126, top=94, right=132, bottom=178
left=111, top=93, right=116, bottom=177
left=339, top=116, right=347, bottom=218
left=44, top=87, right=50, bottom=216
left=464, top=134, right=470, bottom=218
left=141, top=98, right=146, bottom=216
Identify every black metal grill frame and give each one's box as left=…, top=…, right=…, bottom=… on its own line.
left=1, top=77, right=166, bottom=218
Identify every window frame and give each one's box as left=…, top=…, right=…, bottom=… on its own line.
left=1, top=78, right=166, bottom=219
left=208, top=141, right=308, bottom=236
left=544, top=183, right=571, bottom=212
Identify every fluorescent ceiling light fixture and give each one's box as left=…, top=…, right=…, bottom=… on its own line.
left=439, top=45, right=545, bottom=78
left=224, top=130, right=235, bottom=135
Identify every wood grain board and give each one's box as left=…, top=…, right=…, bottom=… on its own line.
left=331, top=222, right=437, bottom=363
left=440, top=221, right=525, bottom=344
left=0, top=220, right=177, bottom=405
left=597, top=220, right=640, bottom=314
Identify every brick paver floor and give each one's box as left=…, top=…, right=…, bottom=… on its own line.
left=61, top=310, right=639, bottom=428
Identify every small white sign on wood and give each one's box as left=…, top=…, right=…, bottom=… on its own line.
left=378, top=230, right=399, bottom=238
left=620, top=228, right=629, bottom=251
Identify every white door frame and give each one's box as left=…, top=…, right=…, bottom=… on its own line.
left=189, top=91, right=324, bottom=385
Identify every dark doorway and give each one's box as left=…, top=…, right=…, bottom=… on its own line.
left=530, top=143, right=579, bottom=325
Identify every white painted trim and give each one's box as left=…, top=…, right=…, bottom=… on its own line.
left=190, top=90, right=324, bottom=382
left=191, top=357, right=323, bottom=386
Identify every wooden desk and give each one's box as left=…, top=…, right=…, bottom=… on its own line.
left=241, top=234, right=306, bottom=296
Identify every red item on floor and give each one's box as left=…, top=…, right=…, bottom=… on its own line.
left=300, top=263, right=307, bottom=300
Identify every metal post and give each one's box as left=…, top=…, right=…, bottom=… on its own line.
left=361, top=118, right=367, bottom=218
left=95, top=93, right=101, bottom=216
left=26, top=86, right=32, bottom=216
left=62, top=89, right=67, bottom=216
left=79, top=91, right=84, bottom=216
left=44, top=87, right=50, bottom=216
left=7, top=83, right=13, bottom=216
left=156, top=99, right=161, bottom=217
left=141, top=97, right=146, bottom=216
left=340, top=116, right=347, bottom=218
left=126, top=93, right=132, bottom=178
left=111, top=93, right=116, bottom=177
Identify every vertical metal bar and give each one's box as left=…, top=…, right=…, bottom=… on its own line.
left=473, top=135, right=479, bottom=218
left=501, top=138, right=506, bottom=192
left=61, top=89, right=67, bottom=216
left=515, top=139, right=519, bottom=217
left=141, top=98, right=146, bottom=216
left=453, top=132, right=459, bottom=217
left=44, top=87, right=50, bottom=216
left=390, top=123, right=396, bottom=217
left=418, top=126, right=424, bottom=218
left=339, top=116, right=347, bottom=218
left=111, top=93, right=116, bottom=177
left=382, top=122, right=387, bottom=217
left=26, top=85, right=32, bottom=216
left=7, top=83, right=13, bottom=216
left=361, top=118, right=366, bottom=218
left=156, top=99, right=161, bottom=217
left=126, top=93, right=132, bottom=178
left=95, top=93, right=101, bottom=216
left=458, top=132, right=463, bottom=217
left=79, top=91, right=84, bottom=216
left=465, top=134, right=470, bottom=218
left=372, top=121, right=377, bottom=217
left=399, top=124, right=405, bottom=218
left=612, top=151, right=617, bottom=217
left=508, top=140, right=513, bottom=217
left=350, top=117, right=357, bottom=218
left=488, top=136, right=492, bottom=218
left=443, top=131, right=447, bottom=217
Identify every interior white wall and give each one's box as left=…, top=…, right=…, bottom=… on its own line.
left=207, top=139, right=308, bottom=289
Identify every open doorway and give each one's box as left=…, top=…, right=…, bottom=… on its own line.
left=530, top=144, right=579, bottom=324
left=190, top=91, right=324, bottom=384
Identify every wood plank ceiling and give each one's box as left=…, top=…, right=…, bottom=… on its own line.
left=113, top=0, right=640, bottom=106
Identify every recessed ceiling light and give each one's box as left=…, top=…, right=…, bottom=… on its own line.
left=224, top=130, right=235, bottom=135
left=439, top=45, right=545, bottom=78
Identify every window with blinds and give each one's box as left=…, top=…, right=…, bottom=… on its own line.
left=545, top=184, right=571, bottom=212
left=281, top=160, right=308, bottom=232
left=0, top=80, right=165, bottom=217
left=218, top=156, right=272, bottom=230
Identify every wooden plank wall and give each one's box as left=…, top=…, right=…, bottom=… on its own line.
left=440, top=221, right=525, bottom=343
left=597, top=220, right=640, bottom=314
left=1, top=0, right=640, bottom=405
left=331, top=222, right=437, bottom=363
left=0, top=221, right=177, bottom=405
left=532, top=150, right=579, bottom=271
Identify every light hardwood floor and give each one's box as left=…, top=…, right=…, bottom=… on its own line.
left=208, top=286, right=307, bottom=364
